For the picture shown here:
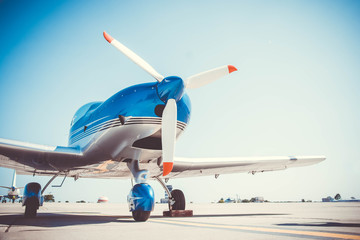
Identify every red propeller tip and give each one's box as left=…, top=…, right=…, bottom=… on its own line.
left=103, top=31, right=114, bottom=43
left=228, top=65, right=238, bottom=73
left=163, top=162, right=174, bottom=176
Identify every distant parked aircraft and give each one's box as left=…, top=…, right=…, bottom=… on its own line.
left=0, top=170, right=22, bottom=203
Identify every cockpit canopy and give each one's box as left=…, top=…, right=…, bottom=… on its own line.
left=70, top=101, right=103, bottom=126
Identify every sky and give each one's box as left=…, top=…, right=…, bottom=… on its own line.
left=0, top=0, right=359, bottom=203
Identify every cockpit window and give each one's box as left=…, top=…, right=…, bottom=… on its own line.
left=71, top=101, right=102, bottom=126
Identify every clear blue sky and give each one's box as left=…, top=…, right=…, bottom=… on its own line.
left=0, top=0, right=359, bottom=203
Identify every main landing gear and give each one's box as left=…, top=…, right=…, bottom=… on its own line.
left=154, top=176, right=186, bottom=211
left=23, top=182, right=42, bottom=217
left=22, top=172, right=65, bottom=218
left=155, top=177, right=192, bottom=217
left=170, top=189, right=186, bottom=210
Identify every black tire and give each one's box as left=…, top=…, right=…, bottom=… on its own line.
left=132, top=210, right=151, bottom=222
left=24, top=197, right=39, bottom=218
left=24, top=204, right=37, bottom=218
left=171, top=189, right=185, bottom=210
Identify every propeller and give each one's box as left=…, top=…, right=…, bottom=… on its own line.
left=103, top=31, right=237, bottom=176
left=103, top=32, right=164, bottom=82
left=161, top=99, right=177, bottom=176
left=186, top=65, right=237, bottom=89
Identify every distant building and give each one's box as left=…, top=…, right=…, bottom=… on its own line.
left=254, top=197, right=264, bottom=203
left=160, top=185, right=173, bottom=203
left=97, top=196, right=109, bottom=203
left=224, top=198, right=236, bottom=203
left=44, top=194, right=55, bottom=202
left=322, top=196, right=334, bottom=202
left=338, top=199, right=360, bottom=202
left=322, top=196, right=360, bottom=202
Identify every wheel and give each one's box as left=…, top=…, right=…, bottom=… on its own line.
left=171, top=189, right=185, bottom=210
left=24, top=204, right=37, bottom=217
left=132, top=210, right=151, bottom=222
left=24, top=197, right=39, bottom=218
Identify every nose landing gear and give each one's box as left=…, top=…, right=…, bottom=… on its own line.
left=127, top=159, right=155, bottom=221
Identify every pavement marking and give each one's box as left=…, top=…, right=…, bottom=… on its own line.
left=150, top=219, right=360, bottom=240
left=3, top=215, right=21, bottom=233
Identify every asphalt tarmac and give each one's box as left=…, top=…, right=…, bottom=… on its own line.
left=0, top=202, right=359, bottom=240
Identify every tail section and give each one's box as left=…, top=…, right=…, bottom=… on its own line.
left=12, top=170, right=16, bottom=188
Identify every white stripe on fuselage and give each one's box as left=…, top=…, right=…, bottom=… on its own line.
left=70, top=118, right=186, bottom=162
left=70, top=118, right=120, bottom=144
left=69, top=116, right=111, bottom=138
left=69, top=117, right=186, bottom=145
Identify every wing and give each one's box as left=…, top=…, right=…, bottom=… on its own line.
left=0, top=138, right=133, bottom=179
left=0, top=186, right=11, bottom=189
left=0, top=138, right=325, bottom=179
left=168, top=156, right=325, bottom=178
left=0, top=138, right=83, bottom=176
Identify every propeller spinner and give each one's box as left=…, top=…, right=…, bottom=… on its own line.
left=103, top=31, right=237, bottom=176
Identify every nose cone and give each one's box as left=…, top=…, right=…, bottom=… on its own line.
left=11, top=187, right=15, bottom=191
left=156, top=76, right=185, bottom=103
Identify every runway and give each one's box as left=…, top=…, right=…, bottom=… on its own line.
left=0, top=202, right=359, bottom=240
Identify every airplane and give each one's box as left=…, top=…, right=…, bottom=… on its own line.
left=0, top=31, right=325, bottom=221
left=0, top=170, right=23, bottom=203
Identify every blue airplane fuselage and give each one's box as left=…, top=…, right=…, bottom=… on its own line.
left=68, top=80, right=191, bottom=151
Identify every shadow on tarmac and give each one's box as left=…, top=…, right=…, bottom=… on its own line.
left=277, top=222, right=360, bottom=228
left=186, top=213, right=288, bottom=218
left=0, top=212, right=288, bottom=227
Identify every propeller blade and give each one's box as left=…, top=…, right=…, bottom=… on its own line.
left=185, top=65, right=237, bottom=89
left=161, top=99, right=177, bottom=176
left=103, top=31, right=164, bottom=82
